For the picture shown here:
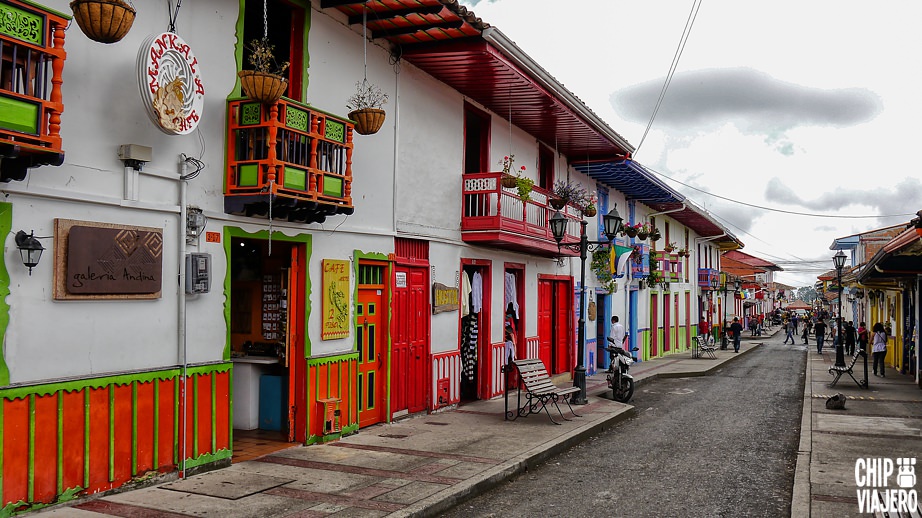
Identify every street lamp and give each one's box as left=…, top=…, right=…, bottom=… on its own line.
left=833, top=250, right=847, bottom=368
left=550, top=204, right=623, bottom=404
left=721, top=277, right=741, bottom=349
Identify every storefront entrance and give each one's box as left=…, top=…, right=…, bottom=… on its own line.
left=357, top=261, right=388, bottom=428
left=538, top=276, right=573, bottom=375
left=229, top=236, right=307, bottom=457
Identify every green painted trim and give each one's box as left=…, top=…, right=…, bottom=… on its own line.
left=27, top=395, right=34, bottom=502
left=56, top=392, right=63, bottom=494
left=352, top=251, right=392, bottom=423
left=228, top=370, right=234, bottom=458
left=192, top=375, right=199, bottom=458
left=0, top=3, right=44, bottom=45
left=305, top=353, right=358, bottom=367
left=0, top=95, right=39, bottom=134
left=153, top=381, right=159, bottom=469
left=83, top=389, right=89, bottom=490
left=182, top=448, right=232, bottom=469
left=0, top=363, right=232, bottom=401
left=223, top=227, right=312, bottom=360
left=211, top=375, right=217, bottom=453
left=108, top=386, right=114, bottom=482
left=131, top=381, right=138, bottom=476
left=0, top=202, right=12, bottom=386
left=12, top=0, right=70, bottom=20
left=0, top=486, right=81, bottom=518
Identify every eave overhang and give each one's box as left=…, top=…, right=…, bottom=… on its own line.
left=857, top=225, right=922, bottom=283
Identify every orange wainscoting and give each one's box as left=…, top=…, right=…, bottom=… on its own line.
left=0, top=364, right=231, bottom=513
left=306, top=355, right=358, bottom=444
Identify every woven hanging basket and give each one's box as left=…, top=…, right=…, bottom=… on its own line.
left=349, top=108, right=386, bottom=135
left=239, top=70, right=288, bottom=105
left=549, top=198, right=567, bottom=210
left=70, top=0, right=136, bottom=44
left=583, top=206, right=597, bottom=217
left=501, top=175, right=518, bottom=188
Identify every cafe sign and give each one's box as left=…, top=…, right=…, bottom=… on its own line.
left=137, top=32, right=205, bottom=135
left=321, top=259, right=350, bottom=340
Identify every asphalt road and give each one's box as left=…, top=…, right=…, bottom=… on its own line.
left=441, top=334, right=807, bottom=518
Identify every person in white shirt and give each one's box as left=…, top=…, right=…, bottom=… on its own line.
left=609, top=316, right=626, bottom=349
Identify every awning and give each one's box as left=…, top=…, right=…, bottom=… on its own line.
left=857, top=220, right=922, bottom=284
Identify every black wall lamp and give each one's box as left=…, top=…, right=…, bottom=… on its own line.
left=15, top=230, right=45, bottom=275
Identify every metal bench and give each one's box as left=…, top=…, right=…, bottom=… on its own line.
left=695, top=335, right=718, bottom=359
left=828, top=350, right=867, bottom=388
left=504, top=358, right=582, bottom=425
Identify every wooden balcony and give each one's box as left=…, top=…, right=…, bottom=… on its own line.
left=0, top=0, right=68, bottom=182
left=461, top=172, right=581, bottom=257
left=225, top=98, right=354, bottom=224
left=652, top=251, right=682, bottom=282
left=698, top=268, right=719, bottom=290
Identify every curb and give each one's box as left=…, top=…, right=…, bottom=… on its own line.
left=398, top=406, right=636, bottom=517
left=791, top=344, right=812, bottom=518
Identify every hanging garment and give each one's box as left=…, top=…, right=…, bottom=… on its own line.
left=460, top=315, right=478, bottom=381
left=504, top=272, right=519, bottom=318
left=471, top=271, right=483, bottom=314
left=461, top=271, right=472, bottom=317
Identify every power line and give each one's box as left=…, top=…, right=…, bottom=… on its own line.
left=635, top=0, right=702, bottom=156
left=643, top=164, right=916, bottom=219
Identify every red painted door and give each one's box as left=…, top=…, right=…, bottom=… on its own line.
left=651, top=293, right=659, bottom=357
left=357, top=264, right=386, bottom=428
left=392, top=266, right=428, bottom=416
left=664, top=292, right=671, bottom=352
left=537, top=280, right=553, bottom=367
left=287, top=245, right=306, bottom=442
left=553, top=281, right=571, bottom=374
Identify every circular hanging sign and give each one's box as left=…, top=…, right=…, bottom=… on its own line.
left=137, top=32, right=205, bottom=135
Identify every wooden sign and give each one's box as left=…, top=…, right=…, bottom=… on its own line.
left=137, top=32, right=205, bottom=135
left=321, top=259, right=350, bottom=340
left=54, top=219, right=163, bottom=300
left=432, top=282, right=459, bottom=314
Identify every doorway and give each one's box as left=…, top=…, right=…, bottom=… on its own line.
left=357, top=261, right=388, bottom=428
left=229, top=237, right=306, bottom=459
left=460, top=262, right=490, bottom=401
left=537, top=275, right=573, bottom=375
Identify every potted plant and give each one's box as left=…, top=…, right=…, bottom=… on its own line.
left=238, top=38, right=290, bottom=105
left=500, top=155, right=521, bottom=188
left=70, top=0, right=136, bottom=44
left=664, top=242, right=677, bottom=253
left=623, top=224, right=638, bottom=238
left=347, top=80, right=388, bottom=135
left=636, top=222, right=652, bottom=240
left=551, top=179, right=589, bottom=210
left=650, top=228, right=662, bottom=242
left=516, top=176, right=534, bottom=203
left=590, top=247, right=617, bottom=293
left=678, top=247, right=689, bottom=258
left=581, top=192, right=598, bottom=217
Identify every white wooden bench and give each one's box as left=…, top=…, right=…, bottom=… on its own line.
left=504, top=358, right=582, bottom=425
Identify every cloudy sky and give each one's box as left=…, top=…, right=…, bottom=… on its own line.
left=459, top=0, right=921, bottom=287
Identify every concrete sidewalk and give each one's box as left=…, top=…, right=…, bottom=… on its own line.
left=43, top=325, right=917, bottom=518
left=792, top=343, right=922, bottom=518
left=37, top=339, right=762, bottom=517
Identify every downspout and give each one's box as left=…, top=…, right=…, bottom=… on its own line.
left=178, top=157, right=189, bottom=478
left=391, top=61, right=400, bottom=233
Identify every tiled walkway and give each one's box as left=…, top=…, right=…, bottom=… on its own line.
left=231, top=429, right=293, bottom=463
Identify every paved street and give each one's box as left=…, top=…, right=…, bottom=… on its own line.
left=441, top=332, right=806, bottom=517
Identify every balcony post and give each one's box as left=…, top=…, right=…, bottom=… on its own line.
left=48, top=21, right=66, bottom=148
left=308, top=115, right=319, bottom=192
left=267, top=103, right=279, bottom=187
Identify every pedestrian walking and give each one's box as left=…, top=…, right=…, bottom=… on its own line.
left=783, top=319, right=795, bottom=344
left=699, top=318, right=710, bottom=345
left=792, top=314, right=799, bottom=333
left=801, top=322, right=810, bottom=344
left=813, top=318, right=827, bottom=353
left=844, top=321, right=857, bottom=356
left=872, top=322, right=888, bottom=377
left=730, top=317, right=743, bottom=353
left=857, top=321, right=869, bottom=351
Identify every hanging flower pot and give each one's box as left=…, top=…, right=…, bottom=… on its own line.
left=583, top=205, right=597, bottom=217
left=636, top=230, right=649, bottom=240
left=501, top=174, right=518, bottom=188
left=549, top=198, right=567, bottom=210
left=349, top=108, right=387, bottom=135
left=239, top=70, right=288, bottom=105
left=650, top=229, right=662, bottom=242
left=624, top=226, right=638, bottom=238
left=70, top=0, right=136, bottom=44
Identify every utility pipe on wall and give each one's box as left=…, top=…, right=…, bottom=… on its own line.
left=178, top=156, right=189, bottom=477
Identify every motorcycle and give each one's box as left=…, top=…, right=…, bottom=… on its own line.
left=606, top=339, right=638, bottom=403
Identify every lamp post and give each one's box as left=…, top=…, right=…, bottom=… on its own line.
left=720, top=277, right=741, bottom=349
left=833, top=250, right=847, bottom=368
left=550, top=204, right=623, bottom=405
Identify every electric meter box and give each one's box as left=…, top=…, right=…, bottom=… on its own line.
left=185, top=253, right=211, bottom=294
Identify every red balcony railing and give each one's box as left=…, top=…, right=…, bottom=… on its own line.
left=461, top=172, right=580, bottom=257
left=698, top=268, right=719, bottom=289
left=0, top=0, right=68, bottom=181
left=225, top=98, right=354, bottom=223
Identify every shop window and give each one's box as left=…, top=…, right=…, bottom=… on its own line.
left=242, top=0, right=305, bottom=101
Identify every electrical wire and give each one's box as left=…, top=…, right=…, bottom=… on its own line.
left=180, top=154, right=204, bottom=181
left=635, top=0, right=702, bottom=156
left=643, top=163, right=916, bottom=219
